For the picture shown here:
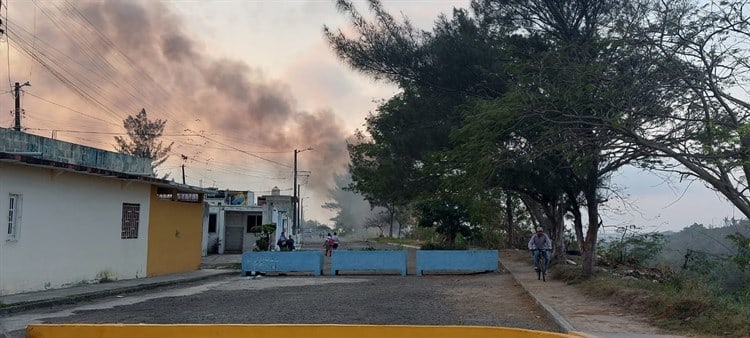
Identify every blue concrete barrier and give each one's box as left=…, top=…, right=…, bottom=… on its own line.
left=242, top=251, right=324, bottom=276
left=416, top=250, right=498, bottom=276
left=331, top=250, right=407, bottom=276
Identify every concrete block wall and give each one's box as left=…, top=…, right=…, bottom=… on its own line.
left=0, top=128, right=151, bottom=174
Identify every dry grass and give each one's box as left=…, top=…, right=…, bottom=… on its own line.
left=552, top=264, right=749, bottom=337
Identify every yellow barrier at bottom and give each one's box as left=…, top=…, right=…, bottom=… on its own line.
left=26, top=324, right=587, bottom=338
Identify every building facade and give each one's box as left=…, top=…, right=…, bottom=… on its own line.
left=0, top=129, right=205, bottom=295
left=203, top=186, right=293, bottom=255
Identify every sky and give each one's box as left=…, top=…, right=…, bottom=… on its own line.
left=0, top=0, right=741, bottom=232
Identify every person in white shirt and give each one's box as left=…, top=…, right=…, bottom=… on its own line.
left=332, top=232, right=340, bottom=250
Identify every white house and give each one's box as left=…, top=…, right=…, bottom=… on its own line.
left=203, top=189, right=263, bottom=255
left=0, top=129, right=206, bottom=296
left=202, top=186, right=293, bottom=255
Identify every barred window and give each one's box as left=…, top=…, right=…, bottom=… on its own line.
left=7, top=194, right=21, bottom=241
left=121, top=203, right=140, bottom=239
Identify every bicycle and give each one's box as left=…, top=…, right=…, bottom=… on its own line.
left=532, top=249, right=549, bottom=282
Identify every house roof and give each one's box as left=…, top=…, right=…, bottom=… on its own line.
left=0, top=151, right=206, bottom=194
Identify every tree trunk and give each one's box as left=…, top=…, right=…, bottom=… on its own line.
left=522, top=195, right=565, bottom=257
left=388, top=204, right=394, bottom=238
left=566, top=189, right=585, bottom=254
left=542, top=202, right=566, bottom=265
left=582, top=170, right=601, bottom=277
left=506, top=194, right=514, bottom=248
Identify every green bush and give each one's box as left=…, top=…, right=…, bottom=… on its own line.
left=254, top=237, right=269, bottom=252
left=599, top=230, right=665, bottom=267
left=420, top=241, right=467, bottom=250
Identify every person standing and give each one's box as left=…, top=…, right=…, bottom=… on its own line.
left=528, top=227, right=552, bottom=271
left=277, top=231, right=289, bottom=251
left=332, top=232, right=340, bottom=250
left=323, top=233, right=334, bottom=256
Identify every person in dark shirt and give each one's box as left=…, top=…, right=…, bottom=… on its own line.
left=528, top=227, right=552, bottom=271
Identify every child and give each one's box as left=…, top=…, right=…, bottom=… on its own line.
left=323, top=233, right=334, bottom=256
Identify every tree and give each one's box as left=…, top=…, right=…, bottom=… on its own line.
left=328, top=0, right=669, bottom=276
left=114, top=108, right=173, bottom=177
left=323, top=172, right=377, bottom=236
left=607, top=0, right=750, bottom=220
left=329, top=1, right=510, bottom=241
left=363, top=210, right=390, bottom=237
left=416, top=195, right=472, bottom=245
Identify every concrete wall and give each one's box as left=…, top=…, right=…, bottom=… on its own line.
left=146, top=186, right=203, bottom=276
left=0, top=128, right=151, bottom=174
left=0, top=163, right=150, bottom=296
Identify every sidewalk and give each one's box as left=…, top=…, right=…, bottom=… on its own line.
left=0, top=269, right=236, bottom=315
left=499, top=249, right=685, bottom=338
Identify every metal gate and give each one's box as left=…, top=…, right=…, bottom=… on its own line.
left=224, top=226, right=244, bottom=253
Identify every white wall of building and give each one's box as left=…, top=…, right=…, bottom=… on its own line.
left=203, top=204, right=264, bottom=255
left=0, top=164, right=151, bottom=295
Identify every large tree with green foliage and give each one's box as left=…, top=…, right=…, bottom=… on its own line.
left=114, top=108, right=173, bottom=178
left=328, top=0, right=653, bottom=275
left=327, top=0, right=750, bottom=276
left=450, top=0, right=670, bottom=275
left=328, top=1, right=517, bottom=244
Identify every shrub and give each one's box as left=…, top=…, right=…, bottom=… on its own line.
left=420, top=241, right=467, bottom=250
left=254, top=237, right=269, bottom=252
left=599, top=229, right=665, bottom=267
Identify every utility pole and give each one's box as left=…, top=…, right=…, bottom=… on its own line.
left=0, top=1, right=4, bottom=37
left=180, top=154, right=188, bottom=185
left=293, top=149, right=298, bottom=235
left=297, top=183, right=302, bottom=234
left=13, top=82, right=31, bottom=131
left=292, top=148, right=312, bottom=235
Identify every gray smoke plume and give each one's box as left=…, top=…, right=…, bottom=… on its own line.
left=9, top=0, right=351, bottom=200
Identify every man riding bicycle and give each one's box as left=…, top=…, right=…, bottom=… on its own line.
left=528, top=227, right=552, bottom=272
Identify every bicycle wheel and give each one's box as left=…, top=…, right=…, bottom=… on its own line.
left=541, top=255, right=547, bottom=282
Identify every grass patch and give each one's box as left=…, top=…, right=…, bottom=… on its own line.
left=552, top=264, right=750, bottom=337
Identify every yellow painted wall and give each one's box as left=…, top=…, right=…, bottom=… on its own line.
left=146, top=186, right=204, bottom=276
left=26, top=324, right=587, bottom=338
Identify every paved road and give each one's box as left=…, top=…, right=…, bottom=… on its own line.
left=1, top=243, right=560, bottom=337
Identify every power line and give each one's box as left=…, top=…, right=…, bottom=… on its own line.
left=196, top=133, right=292, bottom=168
left=5, top=1, right=11, bottom=88
left=4, top=2, right=303, bottom=194
left=24, top=91, right=120, bottom=126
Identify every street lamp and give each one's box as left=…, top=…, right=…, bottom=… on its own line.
left=293, top=148, right=312, bottom=235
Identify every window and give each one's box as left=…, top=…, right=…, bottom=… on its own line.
left=208, top=214, right=217, bottom=233
left=247, top=214, right=262, bottom=233
left=7, top=194, right=21, bottom=241
left=121, top=203, right=140, bottom=239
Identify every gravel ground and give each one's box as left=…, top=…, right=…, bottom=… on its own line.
left=3, top=243, right=562, bottom=337
left=15, top=272, right=559, bottom=335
